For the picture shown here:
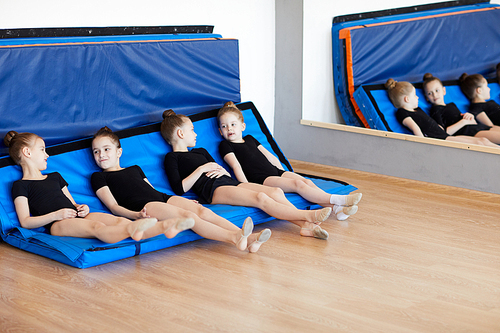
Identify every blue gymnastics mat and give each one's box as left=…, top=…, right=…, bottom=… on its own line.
left=0, top=102, right=357, bottom=268
left=353, top=80, right=500, bottom=133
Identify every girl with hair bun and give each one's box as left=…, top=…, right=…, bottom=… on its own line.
left=217, top=101, right=362, bottom=221
left=91, top=126, right=267, bottom=253
left=385, top=78, right=499, bottom=147
left=161, top=109, right=333, bottom=240
left=5, top=131, right=190, bottom=243
left=422, top=73, right=500, bottom=144
left=459, top=73, right=500, bottom=127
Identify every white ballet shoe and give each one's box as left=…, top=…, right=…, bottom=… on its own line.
left=130, top=217, right=158, bottom=240
left=334, top=204, right=358, bottom=221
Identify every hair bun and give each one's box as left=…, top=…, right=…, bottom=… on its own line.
left=3, top=130, right=18, bottom=147
left=223, top=101, right=236, bottom=108
left=459, top=73, right=469, bottom=83
left=162, top=109, right=175, bottom=119
left=422, top=73, right=434, bottom=81
left=385, top=78, right=397, bottom=90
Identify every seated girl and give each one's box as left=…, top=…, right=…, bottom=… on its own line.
left=4, top=131, right=191, bottom=244
left=216, top=101, right=361, bottom=221
left=459, top=73, right=500, bottom=127
left=422, top=73, right=500, bottom=144
left=385, top=79, right=498, bottom=147
left=91, top=127, right=269, bottom=253
left=161, top=110, right=332, bottom=240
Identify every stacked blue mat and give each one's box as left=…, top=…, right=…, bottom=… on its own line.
left=0, top=102, right=357, bottom=268
left=332, top=2, right=500, bottom=128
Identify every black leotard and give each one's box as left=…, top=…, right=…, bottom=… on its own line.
left=164, top=148, right=240, bottom=204
left=396, top=107, right=449, bottom=139
left=219, top=135, right=285, bottom=184
left=468, top=100, right=500, bottom=126
left=11, top=172, right=76, bottom=233
left=430, top=103, right=490, bottom=136
left=91, top=165, right=172, bottom=212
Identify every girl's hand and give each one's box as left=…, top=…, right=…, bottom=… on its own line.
left=139, top=208, right=150, bottom=219
left=462, top=118, right=477, bottom=125
left=76, top=204, right=90, bottom=218
left=55, top=208, right=78, bottom=220
left=201, top=163, right=229, bottom=178
left=462, top=112, right=475, bottom=121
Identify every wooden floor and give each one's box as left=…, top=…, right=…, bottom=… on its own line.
left=1, top=160, right=499, bottom=332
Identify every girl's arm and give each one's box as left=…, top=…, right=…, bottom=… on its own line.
left=475, top=112, right=495, bottom=127
left=13, top=196, right=77, bottom=229
left=402, top=117, right=425, bottom=137
left=223, top=153, right=249, bottom=182
left=95, top=186, right=144, bottom=220
left=61, top=186, right=89, bottom=218
left=257, top=145, right=284, bottom=171
left=444, top=118, right=477, bottom=135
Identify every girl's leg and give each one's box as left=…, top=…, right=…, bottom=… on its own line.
left=166, top=196, right=239, bottom=231
left=264, top=171, right=362, bottom=206
left=447, top=135, right=499, bottom=147
left=475, top=130, right=500, bottom=145
left=211, top=185, right=331, bottom=224
left=144, top=202, right=259, bottom=251
left=50, top=216, right=157, bottom=243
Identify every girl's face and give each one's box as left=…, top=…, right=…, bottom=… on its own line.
left=180, top=119, right=197, bottom=147
left=30, top=138, right=49, bottom=171
left=424, top=80, right=446, bottom=106
left=92, top=136, right=122, bottom=171
left=218, top=112, right=245, bottom=143
left=477, top=78, right=491, bottom=100
left=406, top=87, right=419, bottom=110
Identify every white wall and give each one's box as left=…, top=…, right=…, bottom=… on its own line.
left=302, top=0, right=500, bottom=124
left=0, top=0, right=276, bottom=130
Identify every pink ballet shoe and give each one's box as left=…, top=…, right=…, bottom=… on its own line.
left=300, top=224, right=329, bottom=240
left=236, top=217, right=254, bottom=251
left=315, top=207, right=332, bottom=223
left=130, top=217, right=158, bottom=241
left=247, top=228, right=272, bottom=253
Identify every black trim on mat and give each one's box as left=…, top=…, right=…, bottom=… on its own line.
left=0, top=102, right=295, bottom=173
left=298, top=173, right=349, bottom=186
left=333, top=0, right=489, bottom=23
left=0, top=26, right=214, bottom=39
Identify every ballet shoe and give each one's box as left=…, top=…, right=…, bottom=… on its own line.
left=344, top=193, right=362, bottom=206
left=247, top=228, right=272, bottom=253
left=315, top=207, right=332, bottom=223
left=300, top=225, right=329, bottom=240
left=334, top=204, right=358, bottom=221
left=164, top=217, right=195, bottom=238
left=130, top=217, right=158, bottom=241
left=236, top=217, right=254, bottom=251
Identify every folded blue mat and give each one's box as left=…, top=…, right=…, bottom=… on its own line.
left=0, top=102, right=357, bottom=268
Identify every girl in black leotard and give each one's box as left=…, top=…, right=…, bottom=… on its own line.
left=216, top=102, right=362, bottom=221
left=161, top=110, right=333, bottom=240
left=459, top=72, right=500, bottom=127
left=385, top=79, right=499, bottom=148
left=422, top=73, right=500, bottom=145
left=4, top=131, right=189, bottom=243
left=91, top=127, right=268, bottom=253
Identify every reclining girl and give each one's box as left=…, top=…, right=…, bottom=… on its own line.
left=91, top=127, right=268, bottom=253
left=459, top=73, right=500, bottom=127
left=216, top=101, right=362, bottom=221
left=422, top=73, right=500, bottom=144
left=161, top=110, right=333, bottom=240
left=4, top=131, right=191, bottom=243
left=385, top=79, right=498, bottom=147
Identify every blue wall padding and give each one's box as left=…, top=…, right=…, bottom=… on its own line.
left=354, top=81, right=500, bottom=133
left=332, top=4, right=500, bottom=127
left=0, top=35, right=240, bottom=155
left=0, top=103, right=357, bottom=268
